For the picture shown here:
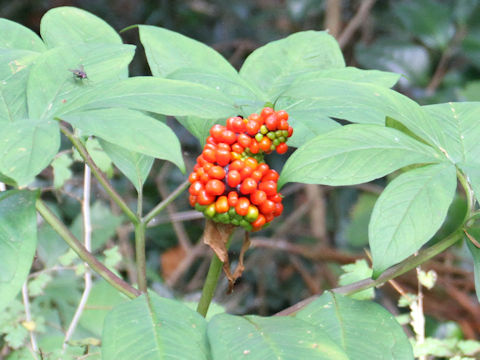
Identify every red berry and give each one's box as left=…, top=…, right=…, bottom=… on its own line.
left=276, top=143, right=288, bottom=154
left=265, top=114, right=278, bottom=131
left=227, top=170, right=242, bottom=188
left=210, top=124, right=224, bottom=141
left=221, top=130, right=236, bottom=144
left=235, top=197, right=250, bottom=216
left=270, top=193, right=283, bottom=203
left=232, top=143, right=244, bottom=154
left=251, top=190, right=267, bottom=205
left=240, top=165, right=254, bottom=179
left=246, top=120, right=260, bottom=135
left=262, top=169, right=279, bottom=182
left=251, top=170, right=263, bottom=182
left=251, top=214, right=266, bottom=229
left=240, top=177, right=257, bottom=195
left=273, top=202, right=284, bottom=216
left=188, top=172, right=199, bottom=183
left=276, top=110, right=288, bottom=121
left=208, top=166, right=226, bottom=179
left=230, top=160, right=244, bottom=172
left=202, top=148, right=216, bottom=163
left=237, top=134, right=252, bottom=148
left=261, top=107, right=274, bottom=119
left=259, top=199, right=275, bottom=214
left=278, top=119, right=289, bottom=130
left=259, top=180, right=277, bottom=196
left=217, top=143, right=231, bottom=151
left=197, top=190, right=215, bottom=205
left=189, top=181, right=204, bottom=195
left=189, top=195, right=197, bottom=207
left=205, top=179, right=225, bottom=196
left=227, top=191, right=239, bottom=207
left=258, top=137, right=272, bottom=152
left=249, top=141, right=260, bottom=154
left=215, top=149, right=231, bottom=166
left=288, top=126, right=293, bottom=137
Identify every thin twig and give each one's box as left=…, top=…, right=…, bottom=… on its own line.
left=426, top=26, right=467, bottom=95
left=156, top=164, right=191, bottom=251
left=143, top=180, right=190, bottom=225
left=22, top=282, right=39, bottom=357
left=338, top=0, right=377, bottom=49
left=63, top=165, right=93, bottom=348
left=325, top=0, right=342, bottom=38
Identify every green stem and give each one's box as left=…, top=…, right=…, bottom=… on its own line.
left=36, top=199, right=140, bottom=299
left=196, top=253, right=225, bottom=317
left=143, top=180, right=189, bottom=225
left=135, top=223, right=147, bottom=292
left=60, top=125, right=139, bottom=225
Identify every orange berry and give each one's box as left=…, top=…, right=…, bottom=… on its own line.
left=208, top=165, right=226, bottom=179
left=251, top=190, right=267, bottom=205
left=240, top=177, right=257, bottom=195
left=244, top=157, right=258, bottom=170
left=215, top=149, right=231, bottom=166
left=197, top=190, right=215, bottom=205
left=215, top=196, right=229, bottom=213
left=258, top=137, right=272, bottom=152
left=227, top=170, right=242, bottom=188
left=235, top=197, right=250, bottom=216
left=189, top=181, right=204, bottom=196
left=205, top=179, right=225, bottom=196
left=227, top=191, right=239, bottom=207
left=251, top=214, right=266, bottom=228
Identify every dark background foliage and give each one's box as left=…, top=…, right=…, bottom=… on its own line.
left=2, top=0, right=480, bottom=343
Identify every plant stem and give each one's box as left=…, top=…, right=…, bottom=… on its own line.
left=143, top=180, right=190, bottom=225
left=135, top=222, right=147, bottom=292
left=36, top=199, right=141, bottom=299
left=276, top=228, right=463, bottom=316
left=59, top=124, right=139, bottom=225
left=196, top=253, right=224, bottom=317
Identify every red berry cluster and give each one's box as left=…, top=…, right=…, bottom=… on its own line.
left=188, top=107, right=293, bottom=231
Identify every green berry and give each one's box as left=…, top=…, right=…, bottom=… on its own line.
left=204, top=204, right=216, bottom=218
left=273, top=138, right=280, bottom=146
left=282, top=130, right=289, bottom=137
left=240, top=219, right=252, bottom=231
left=255, top=133, right=263, bottom=142
left=275, top=130, right=283, bottom=137
left=245, top=206, right=259, bottom=222
left=217, top=213, right=230, bottom=223
left=278, top=136, right=286, bottom=143
left=267, top=132, right=276, bottom=140
left=270, top=144, right=276, bottom=151
left=231, top=218, right=240, bottom=226
left=260, top=125, right=268, bottom=134
left=228, top=207, right=236, bottom=218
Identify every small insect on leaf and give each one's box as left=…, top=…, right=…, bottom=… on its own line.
left=68, top=64, right=88, bottom=80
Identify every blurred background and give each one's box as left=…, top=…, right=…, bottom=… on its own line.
left=2, top=0, right=480, bottom=356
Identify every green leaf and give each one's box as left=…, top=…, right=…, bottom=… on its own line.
left=51, top=153, right=73, bottom=189
left=345, top=193, right=378, bottom=248
left=176, top=116, right=220, bottom=146
left=278, top=78, right=445, bottom=149
left=58, top=76, right=238, bottom=120
left=0, top=49, right=40, bottom=123
left=40, top=6, right=122, bottom=48
left=63, top=108, right=185, bottom=173
left=166, top=68, right=262, bottom=114
left=102, top=293, right=209, bottom=360
left=99, top=140, right=154, bottom=193
left=0, top=190, right=37, bottom=312
left=208, top=313, right=348, bottom=360
left=286, top=111, right=341, bottom=148
left=103, top=246, right=122, bottom=270
left=295, top=67, right=400, bottom=88
left=140, top=25, right=237, bottom=78
left=370, top=163, right=457, bottom=277
left=83, top=138, right=114, bottom=177
left=466, top=228, right=480, bottom=303
left=338, top=260, right=374, bottom=300
left=79, top=279, right=127, bottom=336
left=279, top=124, right=442, bottom=188
left=0, top=120, right=60, bottom=186
left=26, top=43, right=135, bottom=120
left=295, top=292, right=413, bottom=360
left=424, top=102, right=480, bottom=164
left=0, top=19, right=46, bottom=51
left=240, top=31, right=345, bottom=99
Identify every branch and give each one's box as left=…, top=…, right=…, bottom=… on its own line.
left=276, top=228, right=463, bottom=316
left=36, top=199, right=141, bottom=299
left=63, top=165, right=93, bottom=349
left=59, top=124, right=139, bottom=225
left=22, top=282, right=39, bottom=357
left=338, top=0, right=377, bottom=49
left=143, top=180, right=190, bottom=224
